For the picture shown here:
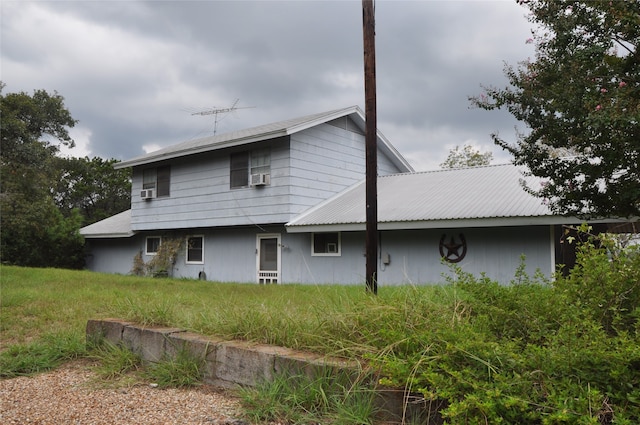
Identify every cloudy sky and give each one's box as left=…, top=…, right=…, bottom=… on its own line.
left=1, top=0, right=535, bottom=171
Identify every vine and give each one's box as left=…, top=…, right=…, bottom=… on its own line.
left=131, top=237, right=184, bottom=277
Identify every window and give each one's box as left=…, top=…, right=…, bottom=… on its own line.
left=230, top=152, right=249, bottom=188
left=145, top=236, right=161, bottom=255
left=230, top=149, right=270, bottom=188
left=186, top=235, right=204, bottom=264
left=251, top=149, right=270, bottom=175
left=312, top=232, right=341, bottom=256
left=142, top=165, right=170, bottom=197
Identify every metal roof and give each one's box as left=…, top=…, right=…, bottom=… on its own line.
left=80, top=209, right=133, bottom=238
left=285, top=164, right=579, bottom=232
left=115, top=105, right=413, bottom=172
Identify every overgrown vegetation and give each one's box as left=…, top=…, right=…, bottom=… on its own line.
left=143, top=347, right=204, bottom=388
left=89, top=339, right=142, bottom=381
left=239, top=368, right=378, bottom=425
left=87, top=338, right=203, bottom=389
left=131, top=237, right=184, bottom=277
left=1, top=231, right=639, bottom=423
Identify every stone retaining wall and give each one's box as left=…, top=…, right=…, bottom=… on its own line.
left=86, top=319, right=442, bottom=424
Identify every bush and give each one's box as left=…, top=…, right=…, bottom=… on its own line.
left=553, top=227, right=640, bottom=335
left=372, top=237, right=640, bottom=424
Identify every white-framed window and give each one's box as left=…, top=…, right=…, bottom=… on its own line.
left=145, top=236, right=161, bottom=255
left=230, top=149, right=270, bottom=188
left=186, top=235, right=204, bottom=264
left=312, top=232, right=341, bottom=256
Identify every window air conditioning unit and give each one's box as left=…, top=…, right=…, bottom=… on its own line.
left=250, top=173, right=270, bottom=186
left=140, top=189, right=155, bottom=200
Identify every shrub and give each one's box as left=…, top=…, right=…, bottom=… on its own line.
left=553, top=227, right=640, bottom=335
left=372, top=239, right=640, bottom=424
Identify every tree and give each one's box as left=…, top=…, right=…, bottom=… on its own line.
left=53, top=156, right=131, bottom=226
left=471, top=1, right=640, bottom=218
left=440, top=144, right=493, bottom=169
left=0, top=83, right=84, bottom=268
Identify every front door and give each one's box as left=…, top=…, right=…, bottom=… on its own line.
left=256, top=234, right=280, bottom=284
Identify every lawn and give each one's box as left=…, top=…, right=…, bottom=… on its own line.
left=1, top=254, right=639, bottom=424
left=0, top=265, right=419, bottom=355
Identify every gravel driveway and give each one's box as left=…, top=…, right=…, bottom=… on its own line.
left=0, top=359, right=249, bottom=425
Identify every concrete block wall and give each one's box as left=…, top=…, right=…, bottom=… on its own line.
left=86, top=319, right=443, bottom=424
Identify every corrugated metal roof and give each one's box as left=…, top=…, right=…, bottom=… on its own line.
left=286, top=164, right=564, bottom=231
left=80, top=209, right=133, bottom=238
left=115, top=105, right=413, bottom=172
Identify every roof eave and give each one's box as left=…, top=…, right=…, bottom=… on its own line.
left=285, top=215, right=613, bottom=233
left=114, top=130, right=290, bottom=169
left=82, top=231, right=135, bottom=239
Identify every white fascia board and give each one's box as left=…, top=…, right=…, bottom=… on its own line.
left=286, top=106, right=361, bottom=134
left=285, top=216, right=603, bottom=233
left=82, top=232, right=135, bottom=239
left=285, top=223, right=365, bottom=233
left=376, top=130, right=414, bottom=172
left=114, top=131, right=288, bottom=169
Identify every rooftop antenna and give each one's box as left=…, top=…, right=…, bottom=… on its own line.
left=190, top=99, right=254, bottom=135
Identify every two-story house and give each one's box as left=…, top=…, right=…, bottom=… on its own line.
left=81, top=105, right=628, bottom=284
left=81, top=106, right=412, bottom=283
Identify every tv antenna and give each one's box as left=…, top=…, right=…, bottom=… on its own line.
left=190, top=99, right=254, bottom=135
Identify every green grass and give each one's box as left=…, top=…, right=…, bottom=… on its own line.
left=238, top=368, right=379, bottom=425
left=0, top=265, right=420, bottom=356
left=2, top=262, right=639, bottom=424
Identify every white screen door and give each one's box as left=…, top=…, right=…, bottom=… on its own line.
left=256, top=234, right=280, bottom=284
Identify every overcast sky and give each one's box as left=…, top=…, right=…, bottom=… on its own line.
left=1, top=0, right=535, bottom=171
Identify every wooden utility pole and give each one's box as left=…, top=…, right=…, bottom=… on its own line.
left=362, top=0, right=378, bottom=295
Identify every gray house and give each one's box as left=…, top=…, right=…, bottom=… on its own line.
left=81, top=106, right=616, bottom=285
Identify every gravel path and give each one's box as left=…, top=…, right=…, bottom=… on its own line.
left=0, top=360, right=248, bottom=425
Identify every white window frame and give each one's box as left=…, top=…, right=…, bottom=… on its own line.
left=186, top=235, right=205, bottom=264
left=311, top=232, right=341, bottom=256
left=145, top=236, right=161, bottom=255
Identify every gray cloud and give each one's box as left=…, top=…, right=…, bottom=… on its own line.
left=1, top=0, right=534, bottom=170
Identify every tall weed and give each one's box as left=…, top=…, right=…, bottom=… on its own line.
left=143, top=347, right=204, bottom=388
left=238, top=368, right=378, bottom=425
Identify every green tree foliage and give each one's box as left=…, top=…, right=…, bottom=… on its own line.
left=472, top=1, right=640, bottom=218
left=53, top=156, right=131, bottom=226
left=440, top=144, right=493, bottom=169
left=0, top=83, right=84, bottom=267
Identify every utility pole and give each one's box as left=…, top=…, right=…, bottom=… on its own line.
left=362, top=0, right=378, bottom=295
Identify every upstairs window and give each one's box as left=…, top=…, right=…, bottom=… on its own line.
left=230, top=149, right=270, bottom=188
left=143, top=165, right=170, bottom=197
left=230, top=152, right=249, bottom=188
left=312, top=232, right=341, bottom=256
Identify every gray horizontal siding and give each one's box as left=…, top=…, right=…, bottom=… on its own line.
left=84, top=225, right=554, bottom=285
left=283, top=226, right=553, bottom=285
left=130, top=123, right=406, bottom=232
left=131, top=139, right=291, bottom=231
left=287, top=123, right=405, bottom=218
left=84, top=236, right=142, bottom=275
